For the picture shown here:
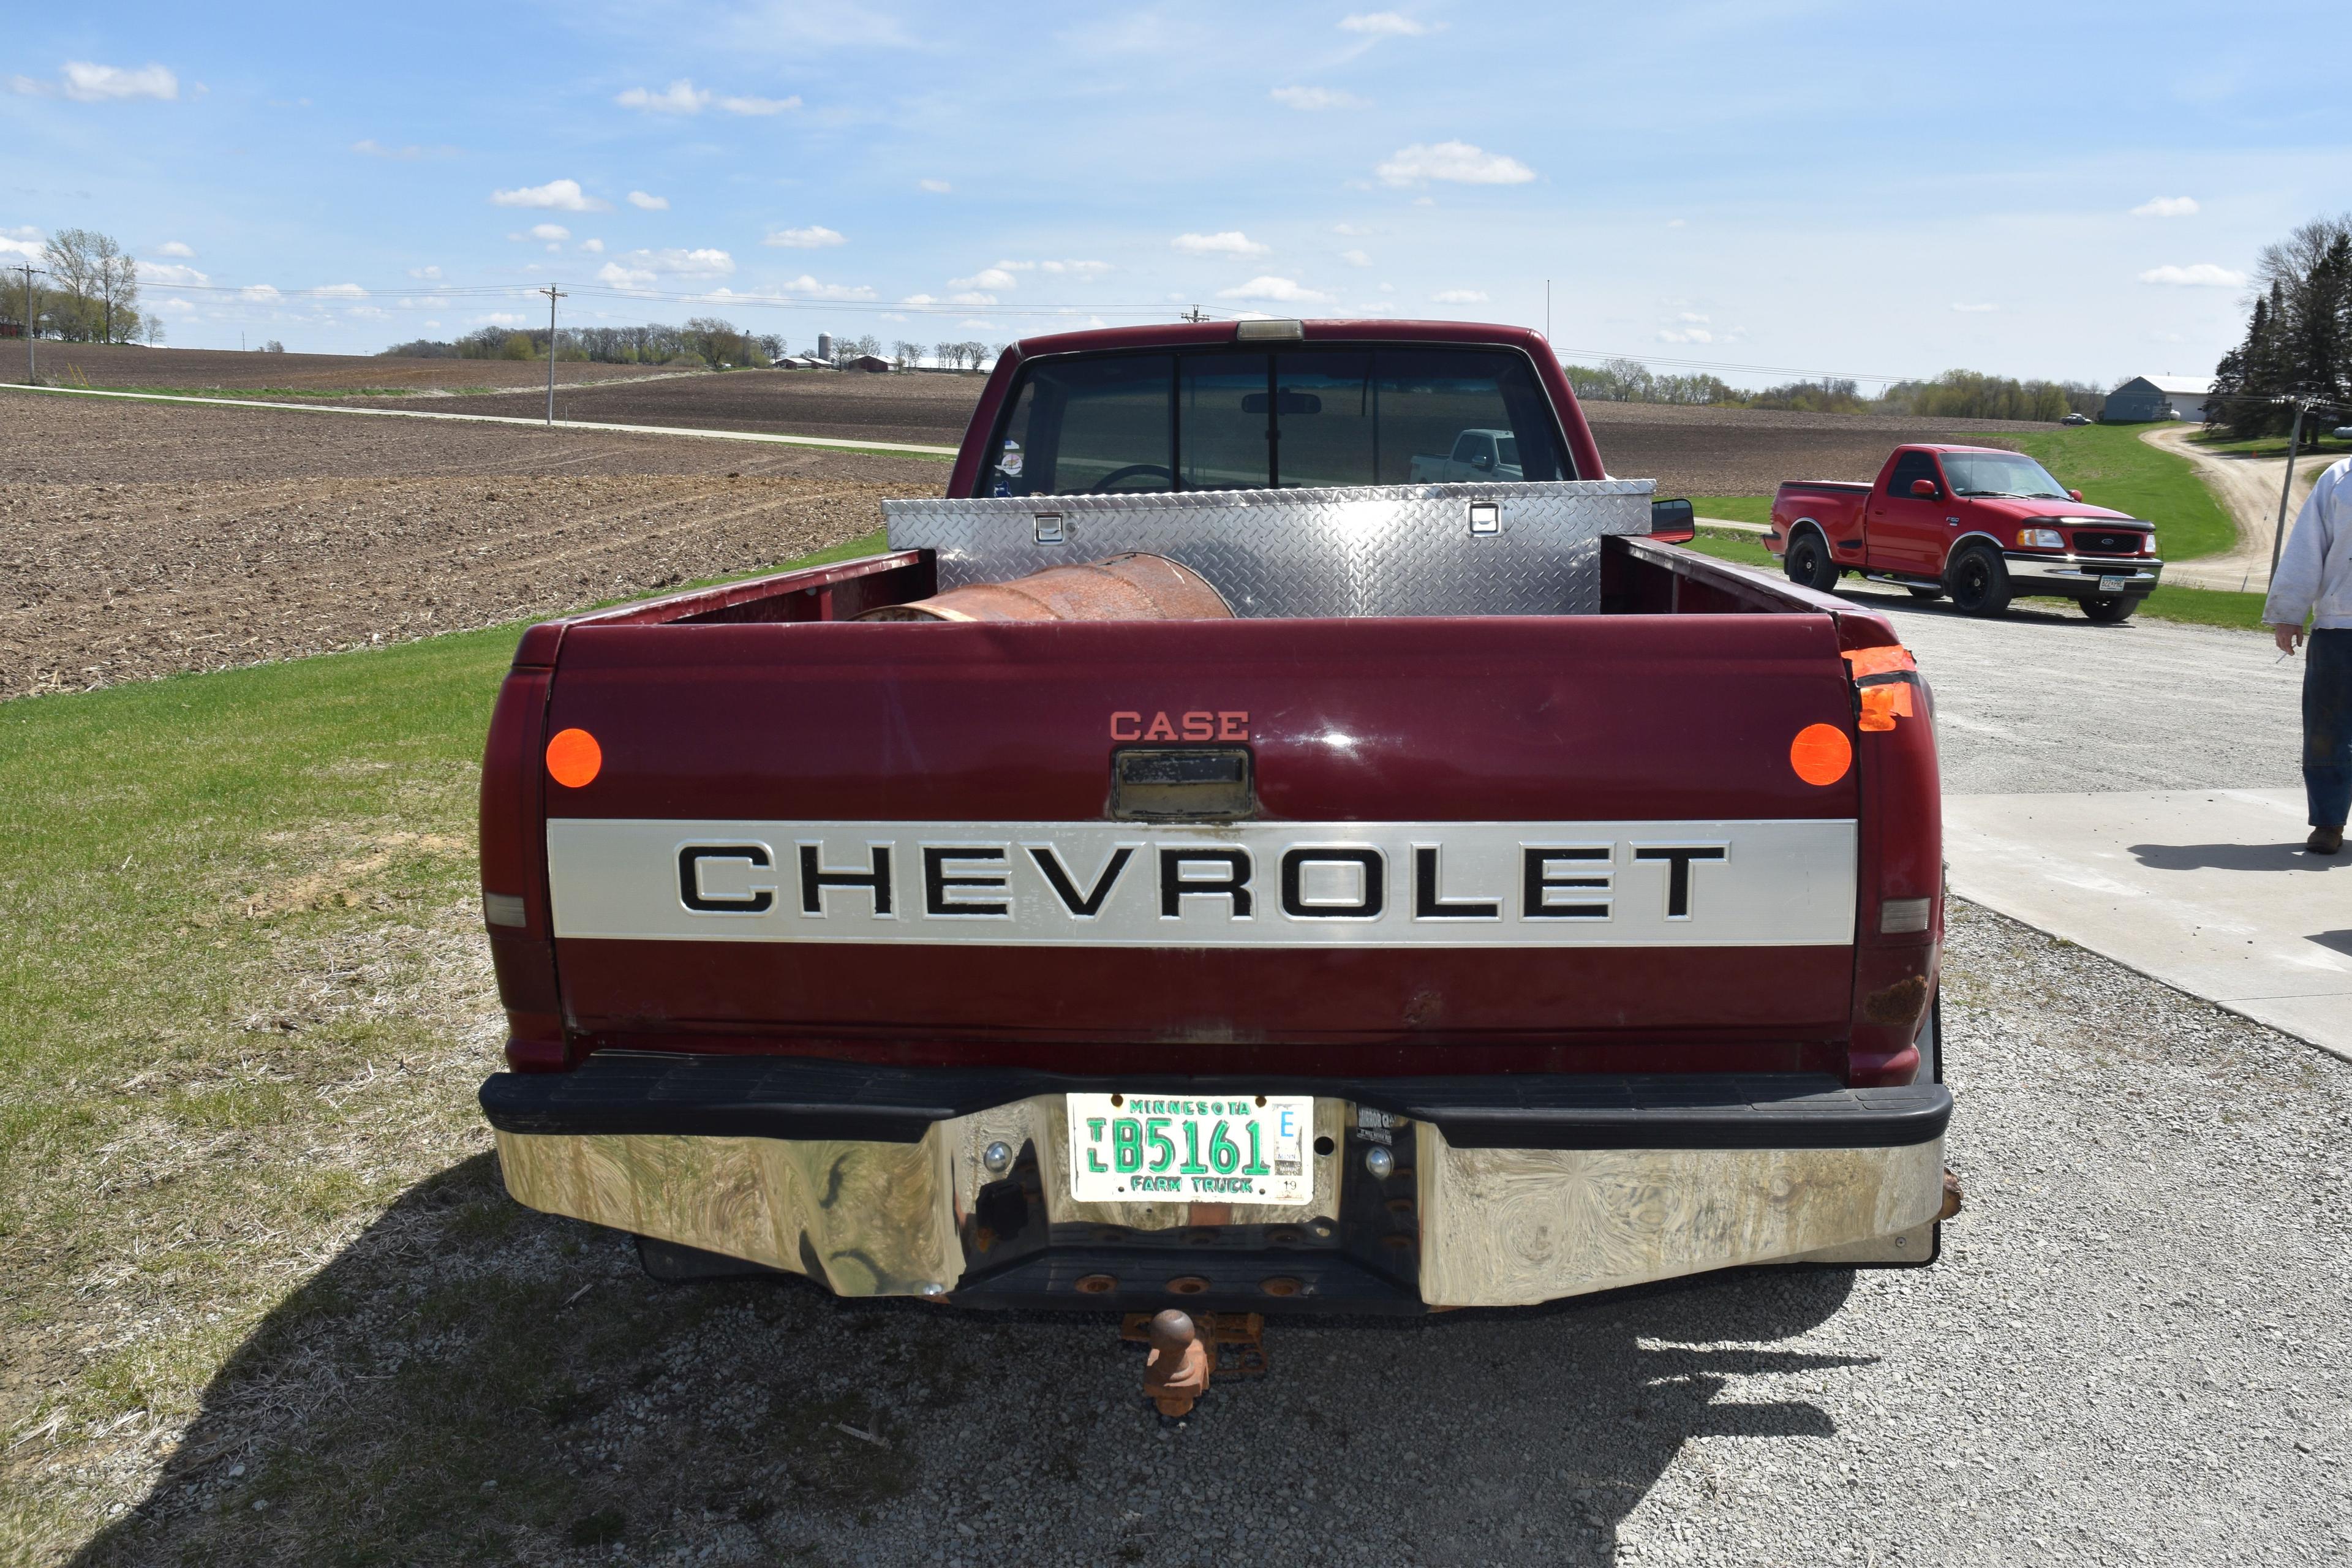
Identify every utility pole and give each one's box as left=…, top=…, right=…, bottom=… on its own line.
left=1180, top=306, right=1207, bottom=323
left=2267, top=396, right=2315, bottom=589
left=539, top=284, right=567, bottom=426
left=16, top=263, right=40, bottom=385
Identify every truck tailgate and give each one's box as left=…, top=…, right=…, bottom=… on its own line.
left=537, top=613, right=1863, bottom=1071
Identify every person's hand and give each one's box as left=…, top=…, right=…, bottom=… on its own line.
left=2274, top=623, right=2305, bottom=655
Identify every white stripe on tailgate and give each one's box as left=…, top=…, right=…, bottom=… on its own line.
left=545, top=818, right=1856, bottom=949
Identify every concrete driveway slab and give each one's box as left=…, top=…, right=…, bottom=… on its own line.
left=1945, top=787, right=2351, bottom=1060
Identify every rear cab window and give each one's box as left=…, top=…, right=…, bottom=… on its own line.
left=981, top=344, right=1572, bottom=496
left=1885, top=450, right=1943, bottom=497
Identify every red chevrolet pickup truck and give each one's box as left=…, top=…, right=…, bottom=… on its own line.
left=476, top=320, right=1952, bottom=1317
left=1766, top=443, right=2163, bottom=621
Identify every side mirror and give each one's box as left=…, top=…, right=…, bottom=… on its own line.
left=1909, top=478, right=1938, bottom=498
left=2068, top=489, right=2083, bottom=502
left=1472, top=453, right=1494, bottom=469
left=1649, top=497, right=1695, bottom=543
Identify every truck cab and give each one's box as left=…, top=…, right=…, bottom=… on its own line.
left=1768, top=443, right=2164, bottom=622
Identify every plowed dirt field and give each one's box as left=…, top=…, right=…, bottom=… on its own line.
left=0, top=340, right=671, bottom=393
left=0, top=391, right=938, bottom=700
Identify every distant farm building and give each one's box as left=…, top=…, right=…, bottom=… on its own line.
left=2104, top=375, right=2214, bottom=423
left=0, top=318, right=22, bottom=339
left=841, top=354, right=894, bottom=372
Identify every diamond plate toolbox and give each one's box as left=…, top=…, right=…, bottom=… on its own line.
left=883, top=479, right=1657, bottom=619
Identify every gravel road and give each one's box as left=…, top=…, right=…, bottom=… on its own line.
left=1833, top=581, right=2304, bottom=794
left=2141, top=424, right=2321, bottom=594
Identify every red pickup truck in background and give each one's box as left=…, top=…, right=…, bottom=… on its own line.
left=474, top=320, right=1954, bottom=1330
left=1766, top=444, right=2163, bottom=622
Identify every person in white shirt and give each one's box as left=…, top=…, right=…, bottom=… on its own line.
left=2265, top=453, right=2352, bottom=855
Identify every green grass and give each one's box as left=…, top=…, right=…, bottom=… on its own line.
left=1961, top=423, right=2236, bottom=560
left=2187, top=429, right=2352, bottom=461
left=1690, top=496, right=1774, bottom=526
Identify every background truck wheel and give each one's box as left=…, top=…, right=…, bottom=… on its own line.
left=1906, top=586, right=1945, bottom=601
left=1947, top=547, right=2011, bottom=617
left=1785, top=530, right=1839, bottom=592
left=2080, top=594, right=2136, bottom=624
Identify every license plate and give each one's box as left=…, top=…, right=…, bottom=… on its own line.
left=2098, top=575, right=2124, bottom=592
left=1065, top=1094, right=1314, bottom=1205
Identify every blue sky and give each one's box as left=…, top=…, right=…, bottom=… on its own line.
left=6, top=0, right=2345, bottom=387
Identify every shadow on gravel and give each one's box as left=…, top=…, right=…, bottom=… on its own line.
left=74, top=1157, right=1869, bottom=1566
left=2129, top=840, right=2347, bottom=871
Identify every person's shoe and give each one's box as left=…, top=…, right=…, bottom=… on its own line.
left=2309, top=826, right=2345, bottom=855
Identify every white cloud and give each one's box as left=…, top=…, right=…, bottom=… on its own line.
left=1951, top=301, right=1998, bottom=313
left=959, top=318, right=995, bottom=330
left=241, top=284, right=281, bottom=302
left=1666, top=218, right=1687, bottom=228
left=1332, top=224, right=1371, bottom=236
left=948, top=291, right=999, bottom=306
left=777, top=276, right=878, bottom=301
left=477, top=312, right=528, bottom=327
left=1377, top=141, right=1534, bottom=186
left=617, top=78, right=711, bottom=113
left=529, top=223, right=571, bottom=242
left=492, top=178, right=606, bottom=211
left=312, top=284, right=367, bottom=299
left=1173, top=230, right=1267, bottom=256
left=0, top=231, right=45, bottom=261
left=1340, top=249, right=1373, bottom=268
left=2138, top=263, right=2245, bottom=287
left=142, top=262, right=209, bottom=286
left=951, top=266, right=1019, bottom=290
left=158, top=297, right=198, bottom=315
left=156, top=240, right=195, bottom=258
left=1676, top=312, right=1709, bottom=323
left=1038, top=259, right=1112, bottom=277
left=918, top=178, right=951, bottom=194
left=620, top=246, right=736, bottom=276
left=352, top=139, right=453, bottom=159
left=2132, top=196, right=2199, bottom=218
left=1657, top=328, right=1713, bottom=344
left=1340, top=12, right=1432, bottom=36
left=9, top=61, right=179, bottom=102
left=719, top=93, right=799, bottom=115
left=407, top=265, right=443, bottom=280
left=597, top=263, right=658, bottom=289
left=1433, top=288, right=1488, bottom=303
left=1272, top=86, right=1366, bottom=110
left=627, top=190, right=669, bottom=211
left=766, top=225, right=845, bottom=249
left=900, top=293, right=939, bottom=306
left=1217, top=276, right=1332, bottom=304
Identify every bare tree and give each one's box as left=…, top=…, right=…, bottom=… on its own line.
left=932, top=341, right=952, bottom=369
left=96, top=236, right=138, bottom=344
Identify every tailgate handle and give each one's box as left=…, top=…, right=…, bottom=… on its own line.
left=1110, top=747, right=1255, bottom=821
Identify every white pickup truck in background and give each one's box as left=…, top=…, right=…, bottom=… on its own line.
left=1409, top=428, right=1526, bottom=483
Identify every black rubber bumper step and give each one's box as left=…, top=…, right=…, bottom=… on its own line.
left=481, top=1054, right=1949, bottom=1152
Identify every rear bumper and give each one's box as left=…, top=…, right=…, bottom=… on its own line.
left=482, top=1054, right=1950, bottom=1312
left=2001, top=551, right=2163, bottom=595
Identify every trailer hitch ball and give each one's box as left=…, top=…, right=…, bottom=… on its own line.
left=1143, top=1310, right=1212, bottom=1420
